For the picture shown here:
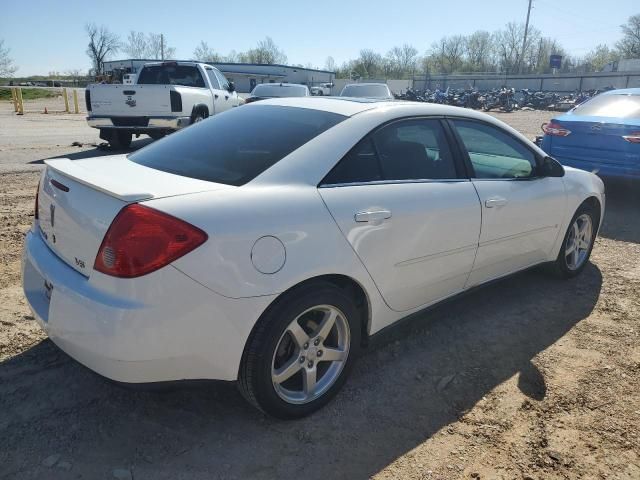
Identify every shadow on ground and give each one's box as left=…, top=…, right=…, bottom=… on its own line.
left=0, top=263, right=602, bottom=479
left=29, top=137, right=154, bottom=164
left=598, top=178, right=640, bottom=244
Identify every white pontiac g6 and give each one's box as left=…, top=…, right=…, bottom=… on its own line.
left=23, top=98, right=605, bottom=418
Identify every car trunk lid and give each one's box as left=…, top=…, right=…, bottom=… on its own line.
left=547, top=116, right=640, bottom=169
left=38, top=156, right=231, bottom=276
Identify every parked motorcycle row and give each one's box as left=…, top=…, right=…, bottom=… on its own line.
left=394, top=86, right=614, bottom=112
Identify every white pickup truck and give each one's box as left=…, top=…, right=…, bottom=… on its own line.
left=86, top=61, right=240, bottom=148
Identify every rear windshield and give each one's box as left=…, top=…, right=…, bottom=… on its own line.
left=573, top=93, right=640, bottom=118
left=341, top=84, right=391, bottom=98
left=252, top=84, right=308, bottom=97
left=137, top=65, right=205, bottom=88
left=128, top=105, right=345, bottom=186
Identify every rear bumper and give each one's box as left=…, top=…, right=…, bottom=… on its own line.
left=554, top=156, right=640, bottom=180
left=22, top=228, right=275, bottom=383
left=87, top=115, right=192, bottom=131
left=541, top=136, right=640, bottom=180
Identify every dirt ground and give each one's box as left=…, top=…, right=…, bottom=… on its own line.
left=0, top=101, right=639, bottom=480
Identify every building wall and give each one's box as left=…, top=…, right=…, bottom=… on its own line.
left=413, top=71, right=640, bottom=92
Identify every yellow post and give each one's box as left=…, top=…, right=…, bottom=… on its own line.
left=16, top=87, right=24, bottom=115
left=11, top=88, right=18, bottom=112
left=72, top=89, right=80, bottom=114
left=63, top=87, right=70, bottom=113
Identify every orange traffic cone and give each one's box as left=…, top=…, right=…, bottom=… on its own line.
left=44, top=107, right=48, bottom=114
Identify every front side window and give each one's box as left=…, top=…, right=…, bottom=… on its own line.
left=452, top=120, right=537, bottom=179
left=206, top=69, right=220, bottom=89
left=137, top=65, right=205, bottom=88
left=129, top=106, right=345, bottom=186
left=322, top=118, right=457, bottom=185
left=214, top=70, right=229, bottom=90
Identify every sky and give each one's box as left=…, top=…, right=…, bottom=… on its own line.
left=1, top=0, right=637, bottom=76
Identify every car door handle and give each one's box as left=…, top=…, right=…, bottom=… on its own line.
left=354, top=209, right=392, bottom=222
left=214, top=94, right=219, bottom=99
left=225, top=95, right=229, bottom=100
left=485, top=197, right=507, bottom=208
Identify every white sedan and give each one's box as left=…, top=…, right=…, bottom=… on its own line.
left=23, top=98, right=604, bottom=418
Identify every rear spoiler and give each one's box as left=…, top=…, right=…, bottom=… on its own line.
left=44, top=158, right=154, bottom=202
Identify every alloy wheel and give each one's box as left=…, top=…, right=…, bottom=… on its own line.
left=271, top=305, right=350, bottom=404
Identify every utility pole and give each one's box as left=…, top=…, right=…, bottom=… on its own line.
left=519, top=0, right=533, bottom=74
left=161, top=34, right=165, bottom=60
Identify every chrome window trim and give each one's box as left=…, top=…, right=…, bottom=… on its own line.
left=318, top=178, right=471, bottom=189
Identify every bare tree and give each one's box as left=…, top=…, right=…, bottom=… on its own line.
left=225, top=50, right=239, bottom=62
left=146, top=33, right=175, bottom=60
left=430, top=36, right=465, bottom=73
left=0, top=39, right=18, bottom=77
left=617, top=13, right=640, bottom=58
left=358, top=49, right=383, bottom=77
left=65, top=69, right=84, bottom=85
left=387, top=44, right=418, bottom=78
left=193, top=41, right=221, bottom=62
left=464, top=31, right=494, bottom=72
left=245, top=37, right=287, bottom=64
left=85, top=24, right=120, bottom=75
left=123, top=31, right=148, bottom=58
left=581, top=44, right=620, bottom=72
left=324, top=56, right=336, bottom=72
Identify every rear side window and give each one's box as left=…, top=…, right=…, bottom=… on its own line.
left=322, top=118, right=457, bottom=185
left=252, top=84, right=308, bottom=97
left=137, top=65, right=205, bottom=88
left=340, top=84, right=391, bottom=99
left=129, top=106, right=345, bottom=186
left=452, top=120, right=536, bottom=179
left=573, top=93, right=640, bottom=118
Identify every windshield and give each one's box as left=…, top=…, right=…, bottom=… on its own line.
left=129, top=106, right=345, bottom=186
left=252, top=84, right=308, bottom=97
left=573, top=93, right=640, bottom=118
left=137, top=65, right=205, bottom=88
left=341, top=84, right=391, bottom=98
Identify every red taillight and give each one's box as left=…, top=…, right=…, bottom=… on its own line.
left=94, top=204, right=207, bottom=278
left=35, top=184, right=39, bottom=219
left=622, top=131, right=640, bottom=144
left=542, top=121, right=571, bottom=137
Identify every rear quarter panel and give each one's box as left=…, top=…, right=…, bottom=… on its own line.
left=143, top=185, right=396, bottom=334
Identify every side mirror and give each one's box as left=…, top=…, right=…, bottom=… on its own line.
left=539, top=156, right=565, bottom=177
left=227, top=82, right=236, bottom=93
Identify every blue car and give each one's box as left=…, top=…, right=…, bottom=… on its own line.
left=541, top=88, right=640, bottom=179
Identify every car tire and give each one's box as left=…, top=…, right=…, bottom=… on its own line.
left=553, top=202, right=598, bottom=278
left=238, top=282, right=361, bottom=419
left=109, top=131, right=132, bottom=150
left=191, top=109, right=208, bottom=124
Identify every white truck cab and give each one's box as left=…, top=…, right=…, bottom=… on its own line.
left=86, top=61, right=240, bottom=148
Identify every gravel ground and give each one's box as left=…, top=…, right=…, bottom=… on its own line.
left=1, top=100, right=639, bottom=480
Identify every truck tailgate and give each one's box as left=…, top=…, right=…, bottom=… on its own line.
left=88, top=84, right=173, bottom=116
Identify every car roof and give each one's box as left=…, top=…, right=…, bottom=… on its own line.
left=602, top=88, right=640, bottom=96
left=344, top=83, right=388, bottom=87
left=254, top=83, right=307, bottom=88
left=250, top=96, right=506, bottom=118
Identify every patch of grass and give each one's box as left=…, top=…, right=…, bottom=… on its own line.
left=0, top=88, right=58, bottom=101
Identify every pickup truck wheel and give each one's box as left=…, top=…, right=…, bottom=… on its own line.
left=148, top=131, right=166, bottom=140
left=192, top=112, right=206, bottom=123
left=109, top=131, right=132, bottom=150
